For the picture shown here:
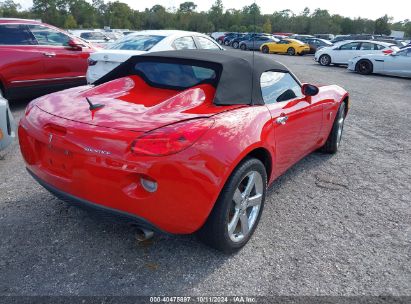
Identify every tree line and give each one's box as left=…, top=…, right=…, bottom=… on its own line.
left=1, top=0, right=410, bottom=37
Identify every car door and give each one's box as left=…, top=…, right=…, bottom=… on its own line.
left=384, top=48, right=411, bottom=77
left=27, top=24, right=92, bottom=86
left=277, top=40, right=290, bottom=53
left=0, top=23, right=46, bottom=95
left=261, top=71, right=323, bottom=175
left=334, top=42, right=361, bottom=63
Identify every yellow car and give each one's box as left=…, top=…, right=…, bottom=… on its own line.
left=260, top=38, right=310, bottom=56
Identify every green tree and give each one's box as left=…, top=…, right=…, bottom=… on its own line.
left=375, top=15, right=391, bottom=35
left=63, top=14, right=77, bottom=28
left=262, top=19, right=271, bottom=33
left=209, top=0, right=223, bottom=31
left=0, top=0, right=21, bottom=17
left=178, top=2, right=197, bottom=14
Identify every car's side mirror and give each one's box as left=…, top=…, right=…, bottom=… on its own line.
left=67, top=39, right=84, bottom=50
left=302, top=84, right=319, bottom=96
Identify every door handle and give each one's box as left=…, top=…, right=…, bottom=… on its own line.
left=43, top=52, right=56, bottom=57
left=276, top=115, right=288, bottom=125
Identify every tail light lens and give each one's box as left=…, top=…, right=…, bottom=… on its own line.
left=131, top=118, right=214, bottom=156
left=382, top=49, right=393, bottom=54
left=88, top=58, right=97, bottom=66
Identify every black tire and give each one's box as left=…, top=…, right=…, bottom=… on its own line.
left=240, top=44, right=247, bottom=51
left=232, top=41, right=239, bottom=49
left=261, top=46, right=269, bottom=54
left=218, top=39, right=223, bottom=45
left=321, top=102, right=346, bottom=154
left=319, top=54, right=331, bottom=66
left=197, top=158, right=267, bottom=253
left=224, top=40, right=230, bottom=46
left=356, top=59, right=373, bottom=75
left=287, top=47, right=296, bottom=56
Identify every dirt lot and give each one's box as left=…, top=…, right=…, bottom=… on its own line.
left=0, top=53, right=410, bottom=296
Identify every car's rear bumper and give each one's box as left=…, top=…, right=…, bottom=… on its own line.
left=27, top=168, right=166, bottom=233
left=19, top=108, right=225, bottom=234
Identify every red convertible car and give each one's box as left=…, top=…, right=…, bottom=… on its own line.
left=19, top=50, right=349, bottom=252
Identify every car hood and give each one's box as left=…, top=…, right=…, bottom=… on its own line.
left=34, top=76, right=242, bottom=132
left=90, top=50, right=147, bottom=62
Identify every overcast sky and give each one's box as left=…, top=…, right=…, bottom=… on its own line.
left=17, top=0, right=410, bottom=22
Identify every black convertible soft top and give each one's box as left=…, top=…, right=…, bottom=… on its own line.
left=94, top=49, right=291, bottom=105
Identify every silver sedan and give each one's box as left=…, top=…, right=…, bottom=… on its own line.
left=239, top=36, right=278, bottom=51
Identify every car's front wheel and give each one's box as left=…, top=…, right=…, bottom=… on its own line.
left=232, top=41, right=239, bottom=49
left=319, top=54, right=331, bottom=66
left=197, top=158, right=267, bottom=253
left=356, top=59, right=373, bottom=75
left=240, top=44, right=247, bottom=50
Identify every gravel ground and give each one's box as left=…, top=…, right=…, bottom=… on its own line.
left=0, top=53, right=410, bottom=297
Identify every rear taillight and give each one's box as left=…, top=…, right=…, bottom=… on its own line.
left=88, top=58, right=97, bottom=66
left=131, top=118, right=214, bottom=156
left=382, top=49, right=393, bottom=54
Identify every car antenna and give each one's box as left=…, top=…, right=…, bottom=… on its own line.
left=251, top=0, right=257, bottom=106
left=85, top=97, right=105, bottom=111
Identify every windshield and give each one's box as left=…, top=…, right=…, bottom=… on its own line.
left=108, top=35, right=165, bottom=51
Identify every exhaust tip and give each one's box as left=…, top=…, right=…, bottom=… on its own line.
left=135, top=227, right=154, bottom=242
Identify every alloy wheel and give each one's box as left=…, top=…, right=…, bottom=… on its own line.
left=227, top=171, right=263, bottom=243
left=336, top=105, right=345, bottom=147
left=320, top=55, right=331, bottom=66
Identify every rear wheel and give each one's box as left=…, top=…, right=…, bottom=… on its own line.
left=261, top=46, right=269, bottom=54
left=321, top=102, right=346, bottom=154
left=319, top=54, right=331, bottom=66
left=240, top=44, right=247, bottom=51
left=356, top=59, right=373, bottom=75
left=232, top=41, right=239, bottom=49
left=224, top=40, right=230, bottom=46
left=197, top=158, right=267, bottom=253
left=287, top=47, right=296, bottom=56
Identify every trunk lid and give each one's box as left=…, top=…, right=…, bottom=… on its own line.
left=90, top=50, right=146, bottom=63
left=34, top=76, right=241, bottom=132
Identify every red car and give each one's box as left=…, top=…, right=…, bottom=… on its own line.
left=0, top=18, right=97, bottom=100
left=19, top=50, right=349, bottom=252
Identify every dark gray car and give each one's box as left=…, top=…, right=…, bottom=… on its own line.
left=239, top=36, right=278, bottom=51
